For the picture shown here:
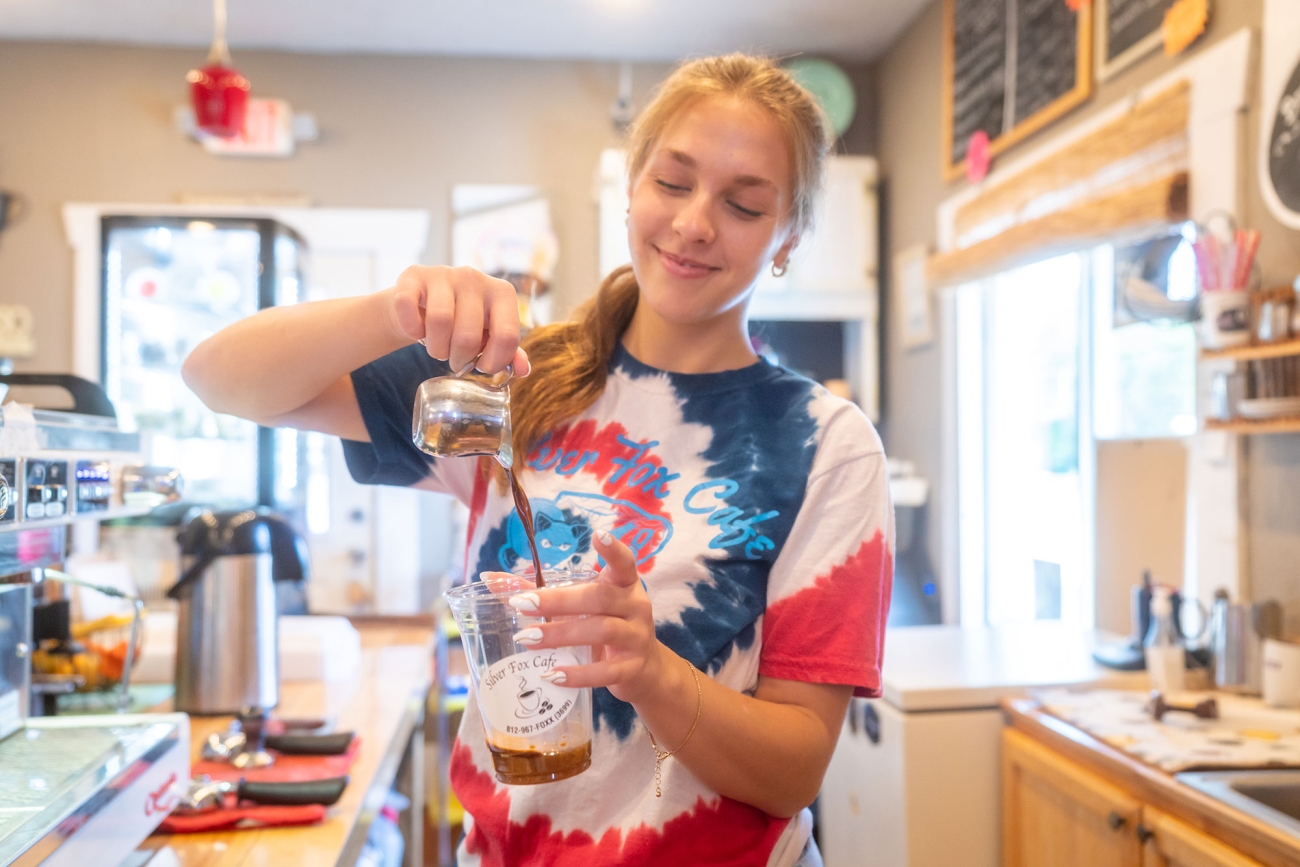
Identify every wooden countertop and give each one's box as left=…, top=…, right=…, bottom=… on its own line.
left=136, top=625, right=433, bottom=867
left=1004, top=696, right=1300, bottom=867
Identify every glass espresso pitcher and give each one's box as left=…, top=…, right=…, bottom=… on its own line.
left=411, top=356, right=515, bottom=468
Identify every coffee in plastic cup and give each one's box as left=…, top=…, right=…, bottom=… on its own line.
left=445, top=570, right=595, bottom=784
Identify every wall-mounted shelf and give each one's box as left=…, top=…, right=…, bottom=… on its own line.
left=1201, top=339, right=1300, bottom=362
left=1205, top=417, right=1300, bottom=435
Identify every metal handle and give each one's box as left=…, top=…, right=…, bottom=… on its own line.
left=1108, top=811, right=1126, bottom=831
left=862, top=703, right=881, bottom=745
left=265, top=731, right=355, bottom=756
left=456, top=353, right=514, bottom=385
left=165, top=550, right=218, bottom=601
left=416, top=340, right=515, bottom=385
left=1136, top=823, right=1154, bottom=845
left=0, top=373, right=116, bottom=418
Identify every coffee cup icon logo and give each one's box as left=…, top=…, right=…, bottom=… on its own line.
left=515, top=675, right=554, bottom=719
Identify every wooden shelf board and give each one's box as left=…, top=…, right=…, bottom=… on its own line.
left=1204, top=417, right=1300, bottom=435
left=1200, top=339, right=1300, bottom=362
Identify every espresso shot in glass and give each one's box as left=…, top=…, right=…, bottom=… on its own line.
left=446, top=570, right=596, bottom=784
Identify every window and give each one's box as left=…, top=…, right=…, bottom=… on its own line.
left=1092, top=235, right=1199, bottom=440
left=955, top=236, right=1197, bottom=628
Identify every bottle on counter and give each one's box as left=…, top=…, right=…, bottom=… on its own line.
left=356, top=790, right=410, bottom=867
left=1145, top=586, right=1186, bottom=692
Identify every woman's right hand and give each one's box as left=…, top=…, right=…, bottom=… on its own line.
left=385, top=265, right=531, bottom=376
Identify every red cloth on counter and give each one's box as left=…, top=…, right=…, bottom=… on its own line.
left=189, top=736, right=361, bottom=783
left=160, top=802, right=327, bottom=833
left=161, top=737, right=361, bottom=834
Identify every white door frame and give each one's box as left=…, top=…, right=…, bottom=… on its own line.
left=63, top=203, right=434, bottom=614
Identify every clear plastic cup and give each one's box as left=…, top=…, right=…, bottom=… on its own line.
left=445, top=570, right=595, bottom=784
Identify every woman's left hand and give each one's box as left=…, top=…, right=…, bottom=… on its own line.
left=501, top=532, right=670, bottom=705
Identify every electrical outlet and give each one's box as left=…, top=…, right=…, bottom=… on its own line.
left=0, top=305, right=36, bottom=358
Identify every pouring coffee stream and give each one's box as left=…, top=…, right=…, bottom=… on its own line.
left=411, top=349, right=546, bottom=587
left=507, top=467, right=547, bottom=588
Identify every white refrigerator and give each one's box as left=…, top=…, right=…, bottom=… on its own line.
left=819, top=624, right=1145, bottom=867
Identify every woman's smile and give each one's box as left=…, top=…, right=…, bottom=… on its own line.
left=653, top=245, right=721, bottom=280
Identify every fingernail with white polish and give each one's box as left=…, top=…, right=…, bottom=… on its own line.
left=541, top=670, right=567, bottom=684
left=509, top=592, right=540, bottom=612
left=513, top=627, right=544, bottom=645
left=597, top=531, right=613, bottom=546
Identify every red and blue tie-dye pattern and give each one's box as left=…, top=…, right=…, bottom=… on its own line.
left=343, top=343, right=893, bottom=866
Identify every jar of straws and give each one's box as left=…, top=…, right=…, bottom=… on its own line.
left=1195, top=218, right=1261, bottom=350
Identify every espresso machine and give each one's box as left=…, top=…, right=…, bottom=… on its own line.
left=0, top=396, right=190, bottom=867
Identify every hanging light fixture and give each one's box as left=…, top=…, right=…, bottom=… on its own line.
left=187, top=0, right=249, bottom=139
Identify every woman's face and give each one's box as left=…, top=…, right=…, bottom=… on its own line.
left=627, top=95, right=798, bottom=326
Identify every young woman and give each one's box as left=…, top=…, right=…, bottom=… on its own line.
left=184, top=54, right=892, bottom=867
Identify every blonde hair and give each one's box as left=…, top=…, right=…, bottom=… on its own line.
left=504, top=54, right=830, bottom=478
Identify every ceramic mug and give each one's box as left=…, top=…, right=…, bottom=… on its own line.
left=1262, top=638, right=1300, bottom=708
left=1200, top=289, right=1252, bottom=350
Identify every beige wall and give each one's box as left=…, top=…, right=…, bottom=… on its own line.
left=876, top=0, right=1300, bottom=617
left=1094, top=439, right=1188, bottom=635
left=0, top=42, right=672, bottom=373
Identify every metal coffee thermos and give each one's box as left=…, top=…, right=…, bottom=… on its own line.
left=1210, top=589, right=1283, bottom=695
left=169, top=509, right=310, bottom=715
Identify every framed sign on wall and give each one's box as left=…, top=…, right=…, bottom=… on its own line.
left=1097, top=0, right=1179, bottom=80
left=942, top=0, right=1094, bottom=182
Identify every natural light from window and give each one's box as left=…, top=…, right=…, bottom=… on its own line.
left=956, top=235, right=1197, bottom=629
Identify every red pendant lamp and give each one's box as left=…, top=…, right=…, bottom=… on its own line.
left=187, top=0, right=249, bottom=139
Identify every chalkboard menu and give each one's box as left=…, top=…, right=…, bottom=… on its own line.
left=1016, top=0, right=1079, bottom=122
left=1099, top=0, right=1177, bottom=79
left=943, top=0, right=1093, bottom=179
left=1268, top=56, right=1300, bottom=217
left=951, top=0, right=1006, bottom=164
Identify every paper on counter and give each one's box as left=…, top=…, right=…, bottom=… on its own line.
left=1035, top=687, right=1300, bottom=772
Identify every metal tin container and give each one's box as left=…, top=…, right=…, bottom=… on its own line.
left=174, top=551, right=279, bottom=715
left=171, top=511, right=293, bottom=715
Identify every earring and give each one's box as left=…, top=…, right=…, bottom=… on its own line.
left=771, top=262, right=788, bottom=278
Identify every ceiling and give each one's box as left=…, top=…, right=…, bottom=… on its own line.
left=0, top=0, right=928, bottom=63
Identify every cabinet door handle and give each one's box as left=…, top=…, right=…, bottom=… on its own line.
left=862, top=703, right=881, bottom=745
left=1135, top=823, right=1154, bottom=844
left=1108, top=811, right=1126, bottom=831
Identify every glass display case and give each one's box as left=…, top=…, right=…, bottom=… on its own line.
left=100, top=217, right=309, bottom=514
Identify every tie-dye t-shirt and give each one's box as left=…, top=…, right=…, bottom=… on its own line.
left=343, top=342, right=894, bottom=867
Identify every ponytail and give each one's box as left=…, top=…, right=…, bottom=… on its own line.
left=500, top=265, right=638, bottom=482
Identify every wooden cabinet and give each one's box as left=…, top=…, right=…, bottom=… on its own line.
left=1139, top=808, right=1266, bottom=867
left=1004, top=728, right=1144, bottom=867
left=1003, top=730, right=1268, bottom=867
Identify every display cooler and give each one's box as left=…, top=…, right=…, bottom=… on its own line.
left=99, top=216, right=310, bottom=515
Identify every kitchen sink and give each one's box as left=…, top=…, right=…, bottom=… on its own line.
left=1177, top=770, right=1300, bottom=839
